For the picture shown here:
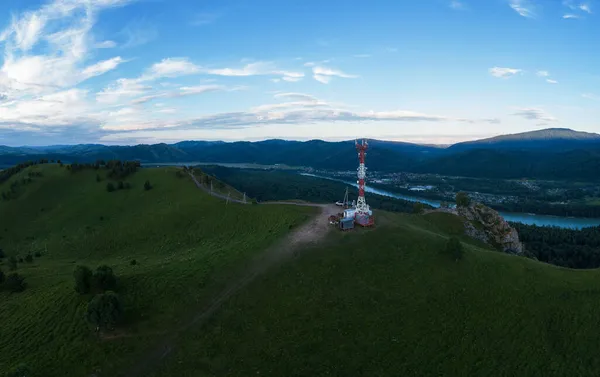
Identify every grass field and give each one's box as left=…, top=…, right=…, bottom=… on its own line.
left=150, top=211, right=600, bottom=377
left=0, top=164, right=315, bottom=376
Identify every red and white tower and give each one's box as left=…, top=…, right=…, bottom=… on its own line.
left=355, top=139, right=374, bottom=226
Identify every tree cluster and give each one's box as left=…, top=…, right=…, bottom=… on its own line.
left=512, top=223, right=600, bottom=269
left=73, top=265, right=117, bottom=294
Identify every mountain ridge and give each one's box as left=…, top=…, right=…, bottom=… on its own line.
left=2, top=128, right=600, bottom=180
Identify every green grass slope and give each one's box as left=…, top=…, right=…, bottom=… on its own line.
left=152, top=211, right=600, bottom=377
left=0, top=164, right=315, bottom=376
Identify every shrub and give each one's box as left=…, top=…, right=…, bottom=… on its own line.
left=0, top=247, right=5, bottom=258
left=8, top=256, right=17, bottom=270
left=144, top=180, right=152, bottom=191
left=5, top=364, right=32, bottom=377
left=34, top=251, right=41, bottom=258
left=456, top=192, right=471, bottom=207
left=18, top=257, right=23, bottom=263
left=92, top=265, right=117, bottom=292
left=130, top=259, right=137, bottom=265
left=118, top=181, right=124, bottom=190
left=74, top=265, right=93, bottom=294
left=25, top=254, right=33, bottom=263
left=5, top=273, right=26, bottom=292
left=86, top=291, right=123, bottom=331
left=106, top=183, right=115, bottom=192
left=0, top=269, right=5, bottom=284
left=412, top=202, right=425, bottom=214
left=96, top=174, right=101, bottom=182
left=442, top=237, right=464, bottom=261
left=124, top=182, right=131, bottom=189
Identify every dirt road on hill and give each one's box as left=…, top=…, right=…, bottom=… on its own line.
left=123, top=198, right=339, bottom=377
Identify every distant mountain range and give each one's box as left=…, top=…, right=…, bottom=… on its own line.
left=2, top=128, right=600, bottom=180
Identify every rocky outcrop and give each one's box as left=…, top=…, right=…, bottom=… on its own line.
left=456, top=203, right=523, bottom=254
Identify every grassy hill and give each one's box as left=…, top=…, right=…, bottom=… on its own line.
left=150, top=211, right=600, bottom=377
left=0, top=164, right=315, bottom=376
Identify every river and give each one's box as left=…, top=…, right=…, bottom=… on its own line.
left=300, top=173, right=600, bottom=229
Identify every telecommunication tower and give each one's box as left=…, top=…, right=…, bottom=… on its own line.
left=355, top=139, right=374, bottom=226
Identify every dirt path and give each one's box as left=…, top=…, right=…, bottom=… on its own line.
left=123, top=201, right=339, bottom=377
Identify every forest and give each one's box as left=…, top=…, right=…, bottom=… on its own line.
left=512, top=222, right=600, bottom=269
left=201, top=166, right=428, bottom=214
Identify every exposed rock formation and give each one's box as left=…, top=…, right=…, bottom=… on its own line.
left=457, top=203, right=523, bottom=254
left=428, top=202, right=524, bottom=254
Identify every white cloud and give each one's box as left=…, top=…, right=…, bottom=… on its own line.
left=563, top=13, right=580, bottom=18
left=450, top=1, right=466, bottom=10
left=546, top=79, right=558, bottom=84
left=274, top=93, right=319, bottom=102
left=509, top=0, right=535, bottom=18
left=81, top=57, right=125, bottom=80
left=191, top=13, right=220, bottom=26
left=489, top=67, right=522, bottom=78
left=96, top=78, right=153, bottom=104
left=95, top=40, right=117, bottom=48
left=144, top=58, right=200, bottom=79
left=353, top=54, right=371, bottom=58
left=580, top=3, right=592, bottom=13
left=512, top=108, right=557, bottom=122
left=313, top=75, right=332, bottom=84
left=582, top=93, right=600, bottom=100
left=311, top=66, right=358, bottom=84
left=536, top=70, right=549, bottom=77
left=119, top=18, right=158, bottom=48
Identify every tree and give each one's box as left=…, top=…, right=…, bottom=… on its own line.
left=25, top=254, right=33, bottom=263
left=5, top=273, right=26, bottom=292
left=74, top=265, right=93, bottom=294
left=0, top=247, right=5, bottom=258
left=86, top=291, right=123, bottom=331
left=92, top=265, right=117, bottom=292
left=5, top=364, right=32, bottom=377
left=0, top=269, right=5, bottom=284
left=118, top=181, right=124, bottom=190
left=106, top=182, right=115, bottom=192
left=442, top=237, right=464, bottom=261
left=8, top=256, right=17, bottom=271
left=96, top=174, right=102, bottom=182
left=456, top=192, right=471, bottom=207
left=412, top=202, right=425, bottom=214
left=144, top=180, right=152, bottom=191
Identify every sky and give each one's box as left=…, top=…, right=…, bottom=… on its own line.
left=0, top=0, right=598, bottom=146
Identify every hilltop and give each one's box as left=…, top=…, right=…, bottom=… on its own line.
left=0, top=163, right=315, bottom=376
left=449, top=128, right=600, bottom=151
left=3, top=162, right=600, bottom=376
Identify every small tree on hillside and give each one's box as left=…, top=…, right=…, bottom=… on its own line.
left=92, top=265, right=117, bottom=292
left=0, top=269, right=5, bottom=284
left=74, top=265, right=93, bottom=294
left=106, top=182, right=115, bottom=192
left=144, top=180, right=152, bottom=191
left=96, top=174, right=102, bottom=182
left=5, top=364, right=32, bottom=377
left=118, top=181, right=124, bottom=190
left=25, top=254, right=33, bottom=263
left=456, top=192, right=471, bottom=207
left=413, top=202, right=425, bottom=214
left=5, top=273, right=26, bottom=292
left=0, top=247, right=5, bottom=258
left=442, top=237, right=464, bottom=262
left=86, top=291, right=123, bottom=331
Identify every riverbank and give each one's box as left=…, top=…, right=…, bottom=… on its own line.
left=301, top=173, right=600, bottom=229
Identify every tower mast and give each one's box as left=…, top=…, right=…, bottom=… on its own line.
left=355, top=139, right=369, bottom=214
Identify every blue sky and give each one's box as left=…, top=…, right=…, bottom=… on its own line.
left=0, top=0, right=598, bottom=146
